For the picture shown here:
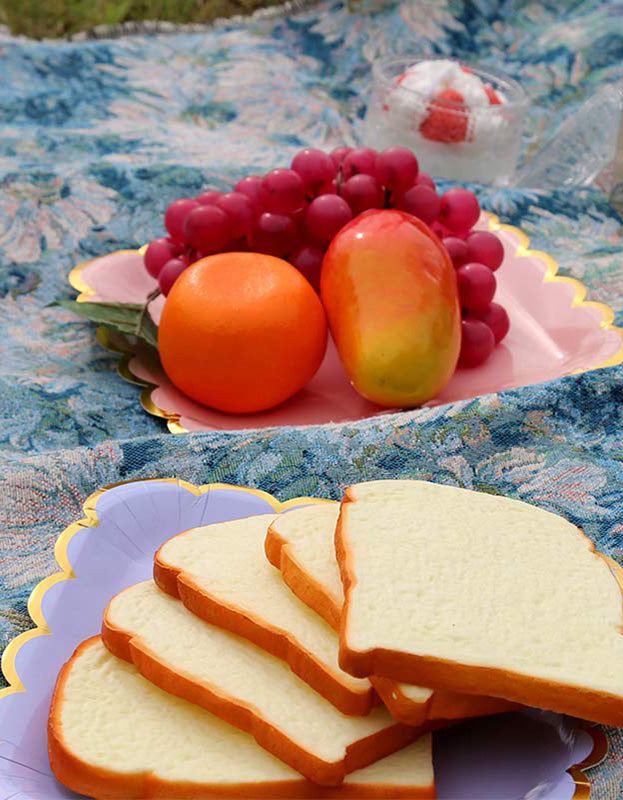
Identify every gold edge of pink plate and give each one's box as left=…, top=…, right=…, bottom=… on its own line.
left=95, top=327, right=189, bottom=435
left=487, top=213, right=623, bottom=374
left=68, top=246, right=148, bottom=300
left=69, top=215, right=623, bottom=434
left=68, top=246, right=187, bottom=433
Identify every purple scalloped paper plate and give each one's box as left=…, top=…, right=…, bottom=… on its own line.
left=0, top=479, right=608, bottom=799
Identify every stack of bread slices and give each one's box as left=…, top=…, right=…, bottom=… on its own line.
left=49, top=479, right=623, bottom=798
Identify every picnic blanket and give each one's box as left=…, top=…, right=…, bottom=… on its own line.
left=1, top=1, right=623, bottom=795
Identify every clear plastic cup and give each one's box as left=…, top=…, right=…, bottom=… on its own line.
left=362, top=56, right=529, bottom=186
left=516, top=82, right=623, bottom=191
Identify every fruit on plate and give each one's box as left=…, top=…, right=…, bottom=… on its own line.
left=145, top=146, right=508, bottom=370
left=321, top=209, right=461, bottom=407
left=158, top=253, right=327, bottom=414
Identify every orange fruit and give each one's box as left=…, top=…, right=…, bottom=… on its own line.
left=158, top=252, right=328, bottom=413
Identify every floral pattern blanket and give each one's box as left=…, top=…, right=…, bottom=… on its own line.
left=1, top=1, right=623, bottom=795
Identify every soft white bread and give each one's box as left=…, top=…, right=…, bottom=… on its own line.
left=266, top=504, right=346, bottom=630
left=154, top=513, right=374, bottom=715
left=266, top=504, right=515, bottom=725
left=336, top=479, right=623, bottom=726
left=102, top=581, right=419, bottom=787
left=49, top=636, right=435, bottom=799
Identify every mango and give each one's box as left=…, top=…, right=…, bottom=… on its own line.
left=320, top=209, right=460, bottom=407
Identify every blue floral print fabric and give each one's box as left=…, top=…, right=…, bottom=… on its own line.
left=1, top=1, right=623, bottom=795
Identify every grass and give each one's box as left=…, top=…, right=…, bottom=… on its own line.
left=0, top=0, right=289, bottom=39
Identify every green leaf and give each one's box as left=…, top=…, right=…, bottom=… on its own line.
left=56, top=299, right=159, bottom=349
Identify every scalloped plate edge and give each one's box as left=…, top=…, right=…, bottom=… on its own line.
left=68, top=215, right=623, bottom=435
left=0, top=480, right=328, bottom=700
left=487, top=215, right=623, bottom=375
left=0, top=478, right=610, bottom=796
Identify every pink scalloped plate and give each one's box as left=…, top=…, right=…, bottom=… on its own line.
left=69, top=214, right=623, bottom=433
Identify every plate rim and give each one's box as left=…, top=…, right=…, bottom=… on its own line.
left=67, top=214, right=623, bottom=434
left=0, top=480, right=328, bottom=701
left=0, top=477, right=610, bottom=797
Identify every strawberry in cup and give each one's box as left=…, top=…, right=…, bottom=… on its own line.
left=364, top=57, right=528, bottom=185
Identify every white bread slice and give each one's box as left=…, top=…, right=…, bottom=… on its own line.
left=266, top=504, right=516, bottom=725
left=102, top=580, right=420, bottom=787
left=153, top=513, right=374, bottom=716
left=336, top=479, right=623, bottom=726
left=49, top=636, right=435, bottom=799
left=266, top=504, right=346, bottom=630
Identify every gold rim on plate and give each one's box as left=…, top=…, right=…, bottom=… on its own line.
left=0, top=479, right=331, bottom=703
left=0, top=478, right=611, bottom=796
left=68, top=215, right=623, bottom=434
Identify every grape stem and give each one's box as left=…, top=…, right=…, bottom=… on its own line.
left=336, top=167, right=344, bottom=195
left=136, top=287, right=161, bottom=338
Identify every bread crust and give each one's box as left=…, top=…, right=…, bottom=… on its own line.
left=102, top=591, right=420, bottom=787
left=265, top=524, right=343, bottom=632
left=267, top=511, right=516, bottom=726
left=154, top=534, right=374, bottom=717
left=49, top=640, right=145, bottom=800
left=336, top=485, right=623, bottom=727
left=50, top=637, right=435, bottom=799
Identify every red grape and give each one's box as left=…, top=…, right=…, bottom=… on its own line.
left=164, top=198, right=199, bottom=243
left=342, top=147, right=378, bottom=180
left=456, top=262, right=497, bottom=312
left=437, top=223, right=470, bottom=240
left=234, top=175, right=263, bottom=208
left=291, top=149, right=336, bottom=195
left=317, top=179, right=338, bottom=196
left=290, top=244, right=325, bottom=293
left=221, top=236, right=249, bottom=253
left=261, top=169, right=305, bottom=214
left=341, top=174, right=384, bottom=216
left=459, top=318, right=495, bottom=367
left=442, top=236, right=469, bottom=268
left=144, top=237, right=178, bottom=278
left=183, top=205, right=230, bottom=253
left=215, top=191, right=254, bottom=239
left=305, top=195, right=353, bottom=242
left=473, top=302, right=510, bottom=343
left=438, top=189, right=481, bottom=232
left=330, top=146, right=353, bottom=169
left=291, top=206, right=307, bottom=236
left=251, top=212, right=299, bottom=256
left=466, top=230, right=504, bottom=271
left=157, top=151, right=507, bottom=362
left=375, top=147, right=419, bottom=193
left=395, top=185, right=441, bottom=225
left=196, top=190, right=222, bottom=206
left=158, top=258, right=188, bottom=296
left=416, top=172, right=436, bottom=191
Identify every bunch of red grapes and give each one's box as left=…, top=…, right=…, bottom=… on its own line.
left=144, top=146, right=508, bottom=368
